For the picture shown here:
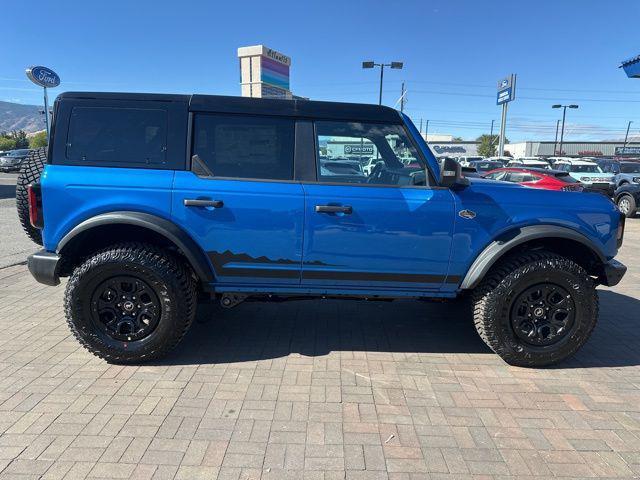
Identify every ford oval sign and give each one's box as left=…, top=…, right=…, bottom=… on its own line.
left=26, top=66, right=60, bottom=88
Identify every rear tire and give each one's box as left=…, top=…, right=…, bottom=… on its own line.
left=16, top=147, right=47, bottom=245
left=64, top=243, right=197, bottom=364
left=617, top=194, right=637, bottom=218
left=472, top=251, right=598, bottom=367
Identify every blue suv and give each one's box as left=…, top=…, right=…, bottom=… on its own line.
left=24, top=92, right=627, bottom=367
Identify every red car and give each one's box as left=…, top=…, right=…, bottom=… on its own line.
left=483, top=167, right=584, bottom=191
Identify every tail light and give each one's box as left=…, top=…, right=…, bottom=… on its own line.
left=27, top=183, right=43, bottom=229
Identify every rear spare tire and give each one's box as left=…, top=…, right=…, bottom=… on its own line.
left=16, top=147, right=47, bottom=245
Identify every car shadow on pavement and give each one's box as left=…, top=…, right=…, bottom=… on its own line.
left=553, top=290, right=640, bottom=369
left=161, top=297, right=494, bottom=366
left=158, top=289, right=640, bottom=369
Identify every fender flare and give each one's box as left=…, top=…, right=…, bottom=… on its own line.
left=57, top=211, right=214, bottom=283
left=459, top=225, right=607, bottom=290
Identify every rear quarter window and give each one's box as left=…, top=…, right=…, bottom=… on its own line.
left=66, top=107, right=168, bottom=166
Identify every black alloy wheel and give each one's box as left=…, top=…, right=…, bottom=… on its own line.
left=91, top=276, right=161, bottom=342
left=509, top=283, right=575, bottom=347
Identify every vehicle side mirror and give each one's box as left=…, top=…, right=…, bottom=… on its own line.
left=440, top=157, right=469, bottom=188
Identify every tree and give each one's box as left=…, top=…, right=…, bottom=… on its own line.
left=452, top=136, right=464, bottom=142
left=0, top=136, right=16, bottom=151
left=476, top=134, right=509, bottom=157
left=10, top=130, right=29, bottom=149
left=29, top=131, right=47, bottom=148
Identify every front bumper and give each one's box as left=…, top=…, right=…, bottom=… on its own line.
left=599, top=258, right=627, bottom=287
left=584, top=183, right=615, bottom=197
left=27, top=250, right=60, bottom=286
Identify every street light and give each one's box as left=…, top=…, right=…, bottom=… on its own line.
left=552, top=104, right=578, bottom=155
left=623, top=121, right=634, bottom=148
left=362, top=60, right=403, bottom=105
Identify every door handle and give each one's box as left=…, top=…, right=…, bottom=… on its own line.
left=184, top=199, right=224, bottom=208
left=315, top=205, right=352, bottom=214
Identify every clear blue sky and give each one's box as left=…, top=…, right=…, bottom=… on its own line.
left=3, top=0, right=639, bottom=141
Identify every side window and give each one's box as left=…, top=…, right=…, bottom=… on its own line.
left=66, top=107, right=167, bottom=165
left=315, top=121, right=427, bottom=186
left=192, top=114, right=295, bottom=181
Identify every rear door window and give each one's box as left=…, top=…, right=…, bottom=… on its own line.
left=66, top=107, right=168, bottom=165
left=192, top=114, right=295, bottom=181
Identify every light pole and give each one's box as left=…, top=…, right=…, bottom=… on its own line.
left=362, top=61, right=403, bottom=105
left=552, top=104, right=578, bottom=155
left=623, top=121, right=634, bottom=148
left=553, top=119, right=560, bottom=155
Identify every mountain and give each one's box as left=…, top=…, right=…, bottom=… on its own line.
left=0, top=101, right=46, bottom=133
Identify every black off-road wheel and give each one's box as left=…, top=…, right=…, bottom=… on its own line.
left=64, top=243, right=197, bottom=364
left=16, top=147, right=47, bottom=245
left=617, top=194, right=637, bottom=218
left=472, top=251, right=598, bottom=367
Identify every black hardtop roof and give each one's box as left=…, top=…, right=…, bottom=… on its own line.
left=57, top=91, right=403, bottom=122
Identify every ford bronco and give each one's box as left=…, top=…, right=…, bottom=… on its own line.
left=23, top=92, right=627, bottom=367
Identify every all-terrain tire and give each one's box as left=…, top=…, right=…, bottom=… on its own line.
left=16, top=147, right=47, bottom=245
left=472, top=250, right=598, bottom=367
left=64, top=243, right=197, bottom=364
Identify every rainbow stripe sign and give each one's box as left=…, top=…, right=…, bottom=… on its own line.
left=261, top=50, right=290, bottom=90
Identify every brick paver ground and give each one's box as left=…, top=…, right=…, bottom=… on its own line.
left=0, top=220, right=639, bottom=479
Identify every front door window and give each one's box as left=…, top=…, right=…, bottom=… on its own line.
left=316, top=121, right=427, bottom=187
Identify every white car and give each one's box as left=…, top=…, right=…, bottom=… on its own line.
left=554, top=159, right=615, bottom=195
left=506, top=158, right=551, bottom=169
left=457, top=156, right=484, bottom=167
left=362, top=157, right=383, bottom=176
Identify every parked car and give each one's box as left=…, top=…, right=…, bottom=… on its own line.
left=554, top=159, right=615, bottom=196
left=0, top=149, right=31, bottom=172
left=362, top=157, right=383, bottom=175
left=456, top=155, right=484, bottom=167
left=506, top=158, right=551, bottom=169
left=468, top=159, right=505, bottom=173
left=486, top=156, right=511, bottom=164
left=596, top=159, right=640, bottom=187
left=23, top=91, right=626, bottom=368
left=614, top=183, right=640, bottom=218
left=483, top=167, right=584, bottom=191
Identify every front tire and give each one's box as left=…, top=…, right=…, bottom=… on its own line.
left=64, top=243, right=197, bottom=364
left=617, top=194, right=637, bottom=218
left=472, top=251, right=598, bottom=367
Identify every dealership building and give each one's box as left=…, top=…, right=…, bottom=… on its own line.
left=425, top=140, right=640, bottom=158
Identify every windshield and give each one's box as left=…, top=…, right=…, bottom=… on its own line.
left=570, top=164, right=602, bottom=173
left=7, top=150, right=29, bottom=156
left=473, top=161, right=504, bottom=172
left=620, top=163, right=640, bottom=173
left=555, top=172, right=579, bottom=183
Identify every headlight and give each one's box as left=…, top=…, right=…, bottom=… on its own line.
left=580, top=176, right=591, bottom=182
left=633, top=177, right=640, bottom=183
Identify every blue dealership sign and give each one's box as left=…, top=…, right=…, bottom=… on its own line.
left=496, top=74, right=516, bottom=105
left=26, top=66, right=61, bottom=88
